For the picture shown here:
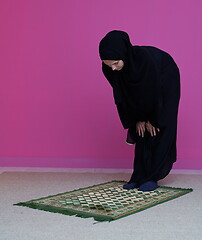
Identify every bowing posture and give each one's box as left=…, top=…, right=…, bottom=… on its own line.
left=99, top=30, right=180, bottom=191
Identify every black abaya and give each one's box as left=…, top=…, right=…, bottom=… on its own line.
left=99, top=31, right=180, bottom=186
left=129, top=47, right=180, bottom=185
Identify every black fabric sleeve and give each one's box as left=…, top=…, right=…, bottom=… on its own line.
left=149, top=63, right=180, bottom=129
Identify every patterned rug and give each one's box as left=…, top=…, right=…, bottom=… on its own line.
left=14, top=181, right=193, bottom=222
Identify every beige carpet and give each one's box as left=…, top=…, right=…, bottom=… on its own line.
left=0, top=172, right=201, bottom=240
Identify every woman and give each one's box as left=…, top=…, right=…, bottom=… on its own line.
left=99, top=30, right=180, bottom=191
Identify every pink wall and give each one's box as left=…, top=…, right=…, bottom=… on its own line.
left=0, top=0, right=202, bottom=169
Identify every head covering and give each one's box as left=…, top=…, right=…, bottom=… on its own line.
left=99, top=30, right=131, bottom=61
left=99, top=30, right=159, bottom=129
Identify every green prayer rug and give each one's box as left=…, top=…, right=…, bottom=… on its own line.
left=14, top=181, right=193, bottom=222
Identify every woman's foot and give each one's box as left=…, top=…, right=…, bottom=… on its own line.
left=138, top=181, right=158, bottom=192
left=123, top=182, right=137, bottom=190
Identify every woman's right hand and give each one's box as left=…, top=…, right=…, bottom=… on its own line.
left=136, top=121, right=146, bottom=137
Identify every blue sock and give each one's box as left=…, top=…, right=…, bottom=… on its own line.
left=138, top=181, right=158, bottom=192
left=123, top=182, right=137, bottom=190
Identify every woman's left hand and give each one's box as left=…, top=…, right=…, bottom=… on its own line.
left=146, top=121, right=160, bottom=137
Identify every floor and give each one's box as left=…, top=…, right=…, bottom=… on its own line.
left=0, top=169, right=202, bottom=240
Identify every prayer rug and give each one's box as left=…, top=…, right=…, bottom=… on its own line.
left=14, top=181, right=193, bottom=222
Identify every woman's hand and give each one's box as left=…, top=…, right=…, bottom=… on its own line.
left=136, top=121, right=146, bottom=137
left=146, top=121, right=160, bottom=136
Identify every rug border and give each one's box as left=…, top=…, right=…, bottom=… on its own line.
left=112, top=185, right=193, bottom=221
left=14, top=180, right=193, bottom=222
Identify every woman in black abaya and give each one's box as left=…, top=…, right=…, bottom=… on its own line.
left=99, top=30, right=180, bottom=191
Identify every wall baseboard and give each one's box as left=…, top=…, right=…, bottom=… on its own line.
left=1, top=167, right=202, bottom=175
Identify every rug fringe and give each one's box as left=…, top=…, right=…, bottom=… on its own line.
left=14, top=202, right=114, bottom=222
